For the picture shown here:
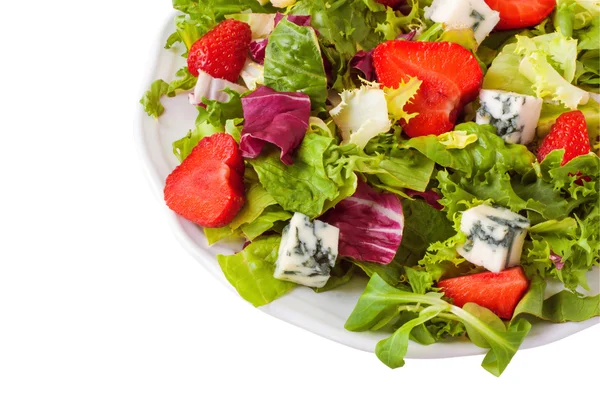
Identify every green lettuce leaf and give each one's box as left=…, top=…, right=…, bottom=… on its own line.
left=240, top=205, right=292, bottom=241
left=140, top=68, right=198, bottom=119
left=140, top=80, right=169, bottom=118
left=172, top=122, right=221, bottom=162
left=204, top=226, right=242, bottom=245
left=228, top=184, right=277, bottom=230
left=289, top=0, right=387, bottom=58
left=217, top=236, right=295, bottom=307
left=249, top=134, right=340, bottom=218
left=402, top=122, right=535, bottom=178
left=195, top=88, right=244, bottom=128
left=264, top=19, right=328, bottom=107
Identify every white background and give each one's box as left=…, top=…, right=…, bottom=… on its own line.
left=0, top=1, right=598, bottom=397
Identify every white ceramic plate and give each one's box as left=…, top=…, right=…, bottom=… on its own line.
left=135, top=15, right=600, bottom=359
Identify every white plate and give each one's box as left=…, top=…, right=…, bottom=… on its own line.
left=135, top=15, right=600, bottom=359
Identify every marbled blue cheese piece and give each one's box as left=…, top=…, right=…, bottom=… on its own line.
left=274, top=213, right=340, bottom=288
left=424, top=0, right=500, bottom=44
left=476, top=89, right=543, bottom=145
left=457, top=205, right=530, bottom=273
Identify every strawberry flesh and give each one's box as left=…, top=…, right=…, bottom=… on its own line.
left=164, top=134, right=246, bottom=228
left=485, top=0, right=556, bottom=30
left=537, top=110, right=591, bottom=166
left=437, top=267, right=530, bottom=319
left=373, top=40, right=483, bottom=137
left=187, top=19, right=252, bottom=82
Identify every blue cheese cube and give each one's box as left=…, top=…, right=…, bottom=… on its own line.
left=457, top=205, right=530, bottom=273
left=424, top=0, right=500, bottom=44
left=274, top=213, right=340, bottom=288
left=476, top=89, right=543, bottom=145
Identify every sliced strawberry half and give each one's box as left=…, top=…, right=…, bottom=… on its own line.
left=373, top=40, right=483, bottom=137
left=187, top=19, right=252, bottom=82
left=164, top=134, right=246, bottom=228
left=537, top=110, right=591, bottom=166
left=437, top=267, right=530, bottom=320
left=485, top=0, right=556, bottom=30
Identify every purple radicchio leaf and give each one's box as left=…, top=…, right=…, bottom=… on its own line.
left=350, top=50, right=376, bottom=81
left=404, top=189, right=443, bottom=210
left=274, top=12, right=312, bottom=28
left=249, top=39, right=268, bottom=65
left=321, top=180, right=404, bottom=264
left=396, top=29, right=417, bottom=41
left=549, top=251, right=565, bottom=270
left=249, top=14, right=314, bottom=66
left=240, top=86, right=311, bottom=165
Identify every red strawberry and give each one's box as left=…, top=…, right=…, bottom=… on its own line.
left=375, top=0, right=404, bottom=8
left=437, top=267, right=529, bottom=319
left=485, top=0, right=556, bottom=30
left=537, top=110, right=591, bottom=166
left=164, top=134, right=245, bottom=228
left=373, top=40, right=483, bottom=137
left=187, top=19, right=252, bottom=82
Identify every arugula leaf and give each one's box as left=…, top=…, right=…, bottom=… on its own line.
left=458, top=304, right=532, bottom=377
left=376, top=305, right=445, bottom=368
left=513, top=276, right=600, bottom=323
left=264, top=19, right=328, bottom=107
left=217, top=236, right=295, bottom=307
left=345, top=274, right=532, bottom=376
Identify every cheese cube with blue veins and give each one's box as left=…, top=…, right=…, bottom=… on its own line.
left=476, top=89, right=543, bottom=145
left=424, top=0, right=500, bottom=44
left=274, top=213, right=340, bottom=288
left=457, top=205, right=531, bottom=273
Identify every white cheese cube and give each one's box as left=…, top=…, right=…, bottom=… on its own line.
left=476, top=89, right=543, bottom=145
left=274, top=213, right=340, bottom=288
left=424, top=0, right=500, bottom=44
left=456, top=205, right=530, bottom=273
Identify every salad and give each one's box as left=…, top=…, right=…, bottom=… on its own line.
left=141, top=0, right=600, bottom=376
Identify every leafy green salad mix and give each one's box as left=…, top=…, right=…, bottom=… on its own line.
left=141, top=0, right=600, bottom=376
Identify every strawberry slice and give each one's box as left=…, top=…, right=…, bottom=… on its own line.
left=537, top=110, right=591, bottom=166
left=164, top=134, right=246, bottom=228
left=437, top=267, right=529, bottom=319
left=187, top=19, right=252, bottom=82
left=485, top=0, right=556, bottom=30
left=373, top=40, right=483, bottom=137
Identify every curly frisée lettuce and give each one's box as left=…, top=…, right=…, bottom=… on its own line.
left=144, top=0, right=600, bottom=378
